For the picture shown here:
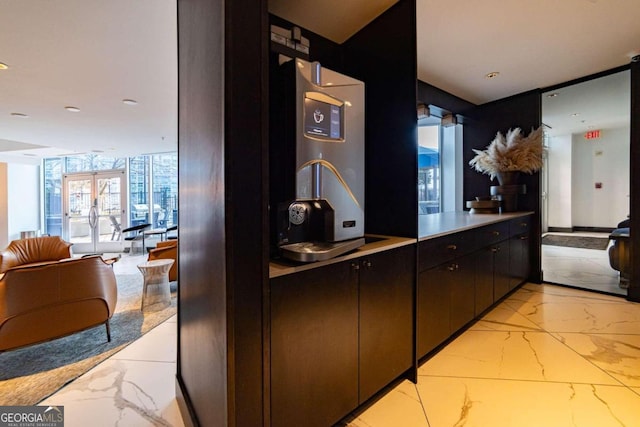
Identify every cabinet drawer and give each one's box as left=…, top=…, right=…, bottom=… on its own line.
left=475, top=222, right=510, bottom=246
left=418, top=231, right=477, bottom=271
left=509, top=216, right=531, bottom=236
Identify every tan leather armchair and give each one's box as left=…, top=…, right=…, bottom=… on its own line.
left=148, top=240, right=177, bottom=282
left=0, top=236, right=72, bottom=273
left=0, top=255, right=118, bottom=352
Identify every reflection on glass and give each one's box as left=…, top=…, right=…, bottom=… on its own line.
left=418, top=125, right=440, bottom=215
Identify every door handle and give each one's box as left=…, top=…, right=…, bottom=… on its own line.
left=88, top=206, right=98, bottom=228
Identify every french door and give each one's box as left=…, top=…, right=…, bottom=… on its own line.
left=63, top=170, right=126, bottom=253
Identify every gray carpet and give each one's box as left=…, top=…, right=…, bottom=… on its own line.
left=0, top=273, right=177, bottom=405
left=542, top=234, right=610, bottom=250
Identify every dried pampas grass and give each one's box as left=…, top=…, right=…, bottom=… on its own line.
left=469, top=126, right=543, bottom=180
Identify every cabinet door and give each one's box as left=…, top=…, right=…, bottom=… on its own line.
left=271, top=261, right=359, bottom=427
left=510, top=234, right=530, bottom=289
left=494, top=241, right=511, bottom=300
left=359, top=245, right=414, bottom=403
left=417, top=264, right=452, bottom=358
left=450, top=253, right=476, bottom=333
left=474, top=246, right=494, bottom=315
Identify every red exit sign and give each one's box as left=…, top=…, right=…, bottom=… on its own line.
left=584, top=130, right=601, bottom=139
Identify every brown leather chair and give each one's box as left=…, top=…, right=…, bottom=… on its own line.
left=148, top=240, right=177, bottom=282
left=0, top=255, right=118, bottom=352
left=0, top=236, right=72, bottom=273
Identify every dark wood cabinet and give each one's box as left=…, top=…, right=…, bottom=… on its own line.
left=474, top=245, right=495, bottom=314
left=270, top=244, right=415, bottom=426
left=417, top=252, right=475, bottom=358
left=509, top=217, right=532, bottom=289
left=270, top=261, right=359, bottom=427
left=418, top=215, right=532, bottom=359
left=417, top=238, right=477, bottom=358
left=475, top=221, right=512, bottom=306
left=494, top=241, right=511, bottom=299
left=359, top=245, right=414, bottom=403
left=417, top=265, right=452, bottom=357
left=449, top=252, right=476, bottom=333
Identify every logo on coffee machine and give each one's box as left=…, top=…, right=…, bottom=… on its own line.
left=313, top=109, right=324, bottom=124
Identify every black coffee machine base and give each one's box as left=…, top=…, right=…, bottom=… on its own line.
left=280, top=237, right=365, bottom=262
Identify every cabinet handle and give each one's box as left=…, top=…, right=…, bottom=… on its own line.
left=351, top=262, right=360, bottom=270
left=491, top=246, right=500, bottom=253
left=520, top=236, right=529, bottom=241
left=363, top=260, right=372, bottom=269
left=492, top=231, right=500, bottom=236
left=520, top=222, right=528, bottom=227
left=447, top=263, right=459, bottom=271
left=447, top=244, right=457, bottom=251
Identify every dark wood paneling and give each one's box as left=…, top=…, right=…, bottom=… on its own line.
left=629, top=60, right=640, bottom=302
left=177, top=0, right=267, bottom=425
left=343, top=0, right=418, bottom=238
left=463, top=91, right=542, bottom=284
left=177, top=0, right=227, bottom=425
left=225, top=0, right=269, bottom=426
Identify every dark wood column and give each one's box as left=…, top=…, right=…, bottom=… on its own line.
left=176, top=0, right=268, bottom=425
left=628, top=59, right=640, bottom=302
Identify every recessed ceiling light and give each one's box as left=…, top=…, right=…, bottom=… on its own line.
left=485, top=71, right=500, bottom=79
left=546, top=92, right=559, bottom=98
left=0, top=62, right=8, bottom=70
left=10, top=112, right=29, bottom=118
left=65, top=106, right=80, bottom=112
left=122, top=99, right=138, bottom=105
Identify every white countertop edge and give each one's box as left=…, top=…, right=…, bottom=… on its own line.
left=418, top=211, right=534, bottom=241
left=269, top=235, right=416, bottom=279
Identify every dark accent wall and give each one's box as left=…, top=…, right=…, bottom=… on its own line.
left=463, top=90, right=543, bottom=283
left=177, top=0, right=267, bottom=426
left=417, top=80, right=475, bottom=117
left=629, top=60, right=640, bottom=302
left=343, top=0, right=418, bottom=238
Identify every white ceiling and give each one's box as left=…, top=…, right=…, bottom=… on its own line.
left=0, top=0, right=177, bottom=164
left=1, top=0, right=638, bottom=164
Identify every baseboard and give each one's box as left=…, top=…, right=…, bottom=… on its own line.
left=573, top=226, right=616, bottom=233
left=547, top=227, right=572, bottom=233
left=176, top=375, right=199, bottom=427
left=547, top=226, right=615, bottom=233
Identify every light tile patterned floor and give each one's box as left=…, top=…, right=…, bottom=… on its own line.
left=346, top=284, right=640, bottom=427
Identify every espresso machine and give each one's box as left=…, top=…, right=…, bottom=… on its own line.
left=273, top=58, right=365, bottom=262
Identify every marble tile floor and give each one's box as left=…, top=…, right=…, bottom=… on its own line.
left=39, top=253, right=185, bottom=427
left=346, top=283, right=640, bottom=427
left=541, top=232, right=625, bottom=296
left=37, top=255, right=638, bottom=427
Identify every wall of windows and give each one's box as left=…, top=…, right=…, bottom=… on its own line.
left=43, top=153, right=177, bottom=236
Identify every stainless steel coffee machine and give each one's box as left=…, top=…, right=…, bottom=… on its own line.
left=275, top=59, right=365, bottom=262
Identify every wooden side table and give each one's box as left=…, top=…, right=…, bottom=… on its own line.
left=137, top=259, right=175, bottom=311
